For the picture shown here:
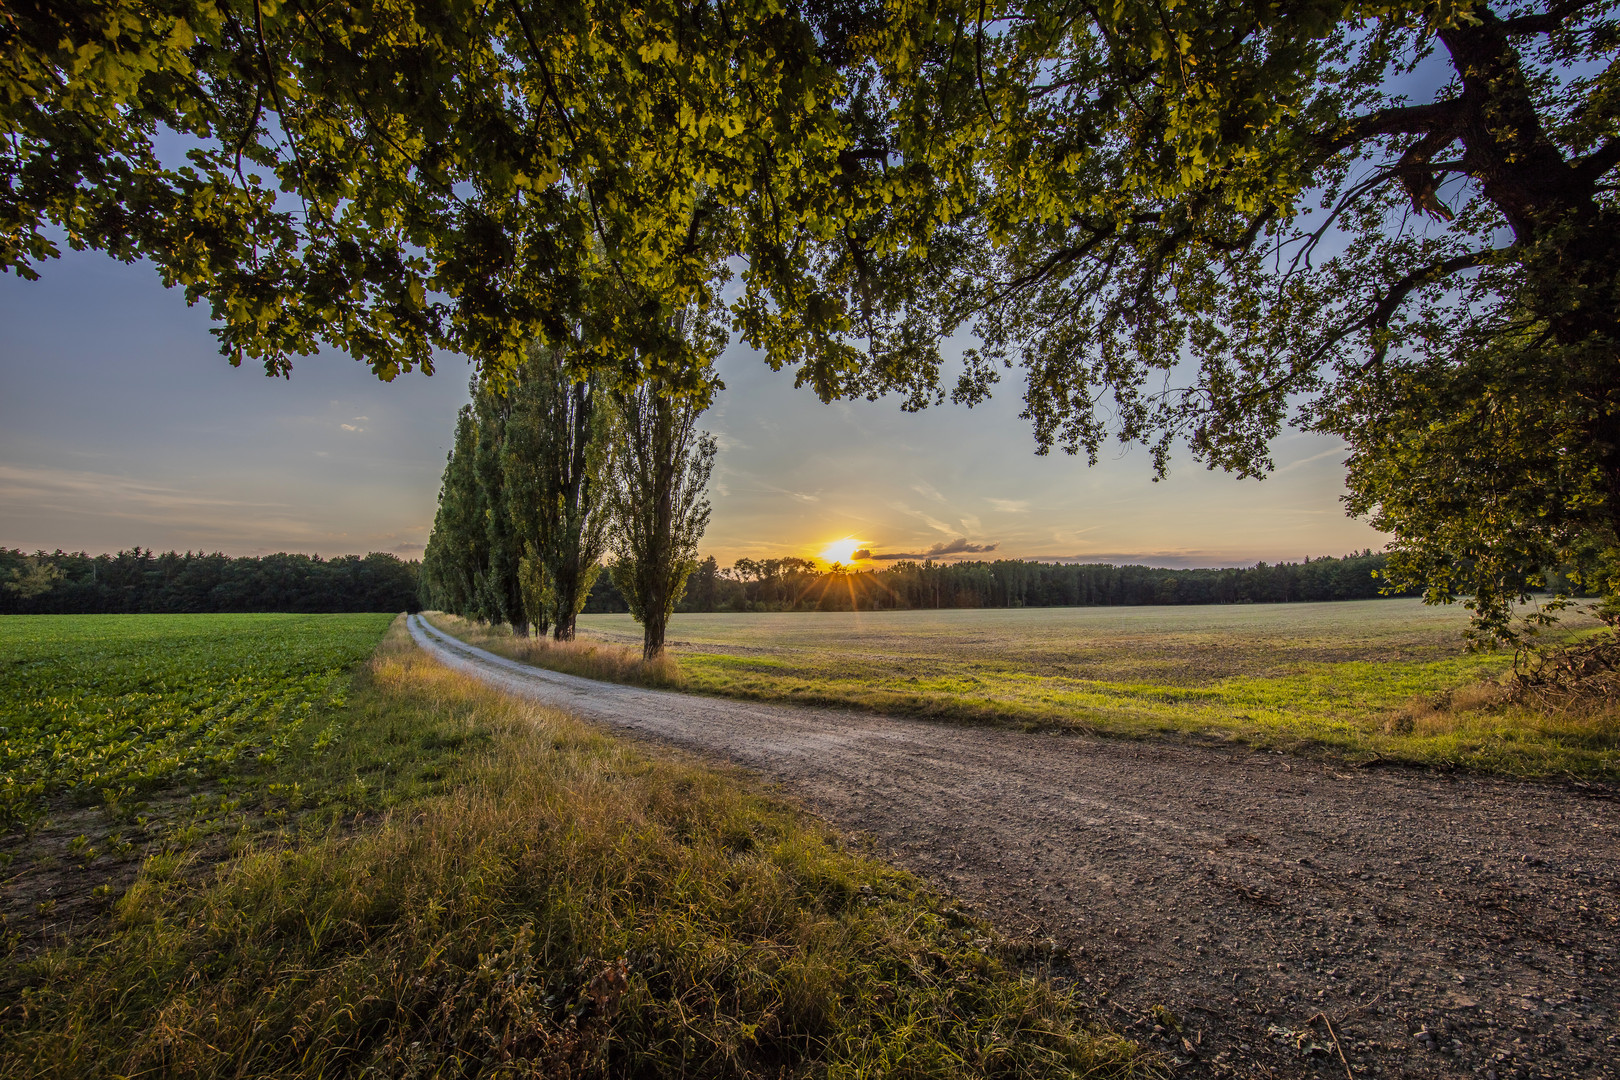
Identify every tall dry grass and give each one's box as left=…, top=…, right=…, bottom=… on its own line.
left=0, top=618, right=1149, bottom=1079
left=1377, top=676, right=1620, bottom=781
left=426, top=611, right=684, bottom=687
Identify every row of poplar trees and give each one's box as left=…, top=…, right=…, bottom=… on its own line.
left=421, top=330, right=717, bottom=660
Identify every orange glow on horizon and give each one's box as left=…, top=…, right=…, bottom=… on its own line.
left=817, top=536, right=866, bottom=565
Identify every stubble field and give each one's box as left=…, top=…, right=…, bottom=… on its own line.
left=551, top=599, right=1616, bottom=780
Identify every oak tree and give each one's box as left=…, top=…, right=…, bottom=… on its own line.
left=795, top=0, right=1620, bottom=642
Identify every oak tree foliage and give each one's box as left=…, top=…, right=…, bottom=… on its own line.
left=804, top=0, right=1620, bottom=643
left=3, top=0, right=854, bottom=381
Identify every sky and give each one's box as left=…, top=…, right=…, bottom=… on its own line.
left=0, top=247, right=1386, bottom=568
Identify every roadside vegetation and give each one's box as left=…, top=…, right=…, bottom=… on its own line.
left=428, top=601, right=1620, bottom=784
left=426, top=610, right=685, bottom=688
left=1, top=613, right=1149, bottom=1079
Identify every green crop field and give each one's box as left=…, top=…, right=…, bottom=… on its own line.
left=443, top=599, right=1618, bottom=781
left=0, top=613, right=394, bottom=827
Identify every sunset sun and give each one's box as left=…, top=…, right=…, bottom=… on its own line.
left=817, top=537, right=866, bottom=565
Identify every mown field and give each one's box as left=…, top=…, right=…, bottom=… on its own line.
left=442, top=599, right=1618, bottom=781
left=1, top=614, right=1147, bottom=1079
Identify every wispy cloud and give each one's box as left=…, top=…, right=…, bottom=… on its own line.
left=987, top=498, right=1030, bottom=513
left=725, top=477, right=820, bottom=503
left=1276, top=445, right=1346, bottom=473
left=0, top=463, right=336, bottom=549
left=0, top=464, right=282, bottom=513
left=911, top=480, right=946, bottom=502
left=1032, top=550, right=1264, bottom=570
left=891, top=502, right=960, bottom=537
left=852, top=537, right=1000, bottom=562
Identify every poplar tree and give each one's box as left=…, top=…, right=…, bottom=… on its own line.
left=605, top=337, right=720, bottom=660
left=421, top=404, right=484, bottom=617
left=472, top=380, right=527, bottom=633
left=503, top=341, right=611, bottom=641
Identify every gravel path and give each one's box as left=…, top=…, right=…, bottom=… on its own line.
left=409, top=615, right=1619, bottom=1079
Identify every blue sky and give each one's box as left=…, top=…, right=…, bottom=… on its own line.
left=1, top=247, right=1384, bottom=567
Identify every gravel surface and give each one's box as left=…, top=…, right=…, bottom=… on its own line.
left=410, top=615, right=1619, bottom=1079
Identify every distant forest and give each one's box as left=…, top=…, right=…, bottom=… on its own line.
left=589, top=550, right=1418, bottom=614
left=0, top=548, right=421, bottom=615
left=3, top=546, right=1430, bottom=617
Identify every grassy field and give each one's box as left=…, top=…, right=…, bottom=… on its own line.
left=438, top=599, right=1618, bottom=781
left=1, top=614, right=1147, bottom=1079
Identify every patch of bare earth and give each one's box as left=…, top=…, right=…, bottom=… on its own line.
left=412, top=617, right=1620, bottom=1078
left=0, top=804, right=149, bottom=956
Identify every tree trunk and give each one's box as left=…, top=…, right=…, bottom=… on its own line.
left=642, top=613, right=666, bottom=661
left=553, top=555, right=579, bottom=641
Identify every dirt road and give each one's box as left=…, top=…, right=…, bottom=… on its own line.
left=408, top=615, right=1619, bottom=1079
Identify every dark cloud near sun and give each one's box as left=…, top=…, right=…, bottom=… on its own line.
left=852, top=538, right=999, bottom=562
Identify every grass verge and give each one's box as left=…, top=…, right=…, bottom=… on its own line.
left=0, top=616, right=1151, bottom=1080
left=428, top=611, right=685, bottom=688
left=422, top=610, right=1620, bottom=784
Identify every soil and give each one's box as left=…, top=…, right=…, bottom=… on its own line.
left=0, top=803, right=146, bottom=954
left=411, top=616, right=1620, bottom=1079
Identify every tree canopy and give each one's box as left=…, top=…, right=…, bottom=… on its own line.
left=3, top=0, right=852, bottom=383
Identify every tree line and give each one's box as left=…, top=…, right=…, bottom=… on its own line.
left=4, top=543, right=1583, bottom=620
left=0, top=548, right=420, bottom=615
left=420, top=332, right=717, bottom=659
left=569, top=551, right=1417, bottom=614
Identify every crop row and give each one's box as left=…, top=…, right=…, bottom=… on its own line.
left=0, top=613, right=394, bottom=826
